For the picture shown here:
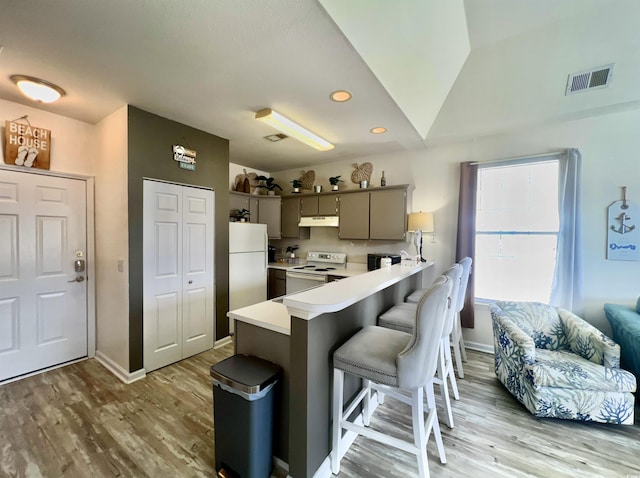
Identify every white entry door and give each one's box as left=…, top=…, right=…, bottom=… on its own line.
left=0, top=170, right=87, bottom=382
left=143, top=180, right=214, bottom=373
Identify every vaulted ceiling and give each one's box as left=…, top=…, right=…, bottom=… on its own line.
left=0, top=0, right=637, bottom=171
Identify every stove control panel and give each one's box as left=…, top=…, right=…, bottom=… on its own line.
left=307, top=251, right=347, bottom=264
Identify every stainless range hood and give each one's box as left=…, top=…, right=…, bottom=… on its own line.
left=298, top=216, right=339, bottom=227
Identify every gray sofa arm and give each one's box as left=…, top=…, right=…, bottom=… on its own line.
left=557, top=308, right=620, bottom=368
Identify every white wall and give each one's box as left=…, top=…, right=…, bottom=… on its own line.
left=229, top=162, right=270, bottom=191
left=1, top=99, right=94, bottom=174
left=94, top=106, right=130, bottom=371
left=273, top=107, right=640, bottom=349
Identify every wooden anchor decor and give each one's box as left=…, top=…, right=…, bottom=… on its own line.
left=607, top=186, right=638, bottom=261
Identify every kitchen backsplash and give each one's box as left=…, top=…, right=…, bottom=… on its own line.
left=270, top=227, right=413, bottom=264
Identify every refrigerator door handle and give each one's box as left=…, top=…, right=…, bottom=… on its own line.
left=264, top=230, right=269, bottom=268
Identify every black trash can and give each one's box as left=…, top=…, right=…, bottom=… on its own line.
left=210, top=354, right=281, bottom=478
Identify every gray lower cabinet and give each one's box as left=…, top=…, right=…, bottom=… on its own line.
left=267, top=268, right=287, bottom=299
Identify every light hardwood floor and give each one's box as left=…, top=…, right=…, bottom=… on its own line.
left=0, top=346, right=638, bottom=477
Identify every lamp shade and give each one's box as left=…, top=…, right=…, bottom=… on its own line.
left=407, top=212, right=434, bottom=233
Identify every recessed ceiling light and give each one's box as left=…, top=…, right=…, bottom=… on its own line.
left=330, top=90, right=352, bottom=102
left=370, top=127, right=387, bottom=134
left=10, top=75, right=66, bottom=103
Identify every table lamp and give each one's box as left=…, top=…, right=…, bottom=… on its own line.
left=407, top=212, right=435, bottom=262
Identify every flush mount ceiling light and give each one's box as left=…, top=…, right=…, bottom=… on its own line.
left=11, top=75, right=66, bottom=103
left=370, top=127, right=387, bottom=134
left=255, top=108, right=334, bottom=151
left=330, top=90, right=352, bottom=102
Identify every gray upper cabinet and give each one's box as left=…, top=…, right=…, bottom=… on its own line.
left=299, top=196, right=319, bottom=217
left=230, top=191, right=250, bottom=214
left=230, top=191, right=281, bottom=239
left=369, top=188, right=407, bottom=240
left=281, top=197, right=310, bottom=239
left=318, top=194, right=339, bottom=216
left=258, top=196, right=282, bottom=239
left=338, top=192, right=370, bottom=239
left=337, top=186, right=408, bottom=240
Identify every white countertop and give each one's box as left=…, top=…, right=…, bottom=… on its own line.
left=228, top=299, right=291, bottom=335
left=284, top=261, right=433, bottom=319
left=227, top=261, right=433, bottom=335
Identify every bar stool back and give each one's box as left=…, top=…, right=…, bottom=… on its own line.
left=331, top=275, right=452, bottom=478
left=377, top=264, right=463, bottom=428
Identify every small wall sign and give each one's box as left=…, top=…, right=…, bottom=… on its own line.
left=607, top=192, right=638, bottom=261
left=173, top=144, right=196, bottom=171
left=4, top=119, right=51, bottom=169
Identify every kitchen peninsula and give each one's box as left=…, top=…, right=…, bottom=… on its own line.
left=228, top=261, right=434, bottom=478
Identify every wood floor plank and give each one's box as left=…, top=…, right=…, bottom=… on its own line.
left=1, top=346, right=638, bottom=477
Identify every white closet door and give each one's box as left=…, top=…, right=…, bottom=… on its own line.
left=143, top=180, right=214, bottom=373
left=182, top=187, right=214, bottom=358
left=0, top=170, right=87, bottom=382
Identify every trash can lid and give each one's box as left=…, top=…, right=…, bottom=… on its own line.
left=210, top=354, right=281, bottom=395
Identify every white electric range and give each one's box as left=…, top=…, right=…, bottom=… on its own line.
left=285, top=251, right=347, bottom=294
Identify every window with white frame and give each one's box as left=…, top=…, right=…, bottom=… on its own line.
left=475, top=160, right=559, bottom=302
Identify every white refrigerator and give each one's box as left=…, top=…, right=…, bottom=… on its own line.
left=229, top=222, right=268, bottom=332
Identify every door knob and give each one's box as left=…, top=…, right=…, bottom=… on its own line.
left=68, top=276, right=85, bottom=283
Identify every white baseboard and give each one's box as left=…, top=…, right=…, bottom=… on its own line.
left=465, top=341, right=494, bottom=354
left=214, top=336, right=233, bottom=348
left=95, top=351, right=146, bottom=384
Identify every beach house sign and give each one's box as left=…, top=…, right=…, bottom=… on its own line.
left=4, top=120, right=52, bottom=170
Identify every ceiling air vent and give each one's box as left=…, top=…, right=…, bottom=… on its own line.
left=566, top=64, right=614, bottom=95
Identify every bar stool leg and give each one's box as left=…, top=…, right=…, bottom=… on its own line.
left=425, top=383, right=447, bottom=464
left=437, top=339, right=454, bottom=429
left=444, top=341, right=460, bottom=400
left=363, top=379, right=371, bottom=426
left=411, top=388, right=430, bottom=478
left=331, top=368, right=344, bottom=475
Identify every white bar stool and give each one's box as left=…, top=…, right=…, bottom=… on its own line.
left=331, top=276, right=452, bottom=478
left=378, top=264, right=463, bottom=428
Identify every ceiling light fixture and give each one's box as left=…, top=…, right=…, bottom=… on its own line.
left=330, top=90, right=352, bottom=102
left=11, top=75, right=66, bottom=103
left=370, top=127, right=387, bottom=134
left=255, top=108, right=334, bottom=151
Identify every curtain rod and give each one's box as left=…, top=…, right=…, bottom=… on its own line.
left=469, top=150, right=567, bottom=166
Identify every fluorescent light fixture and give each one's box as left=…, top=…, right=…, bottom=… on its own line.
left=255, top=108, right=334, bottom=151
left=11, top=75, right=66, bottom=103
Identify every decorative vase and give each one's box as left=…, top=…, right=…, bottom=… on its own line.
left=332, top=185, right=339, bottom=191
left=293, top=187, right=300, bottom=193
left=268, top=190, right=276, bottom=196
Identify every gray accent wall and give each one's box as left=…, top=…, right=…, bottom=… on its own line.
left=127, top=106, right=230, bottom=372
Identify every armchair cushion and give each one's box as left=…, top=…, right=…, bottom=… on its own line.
left=492, top=301, right=637, bottom=425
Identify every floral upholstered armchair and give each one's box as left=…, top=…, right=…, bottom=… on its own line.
left=491, top=301, right=637, bottom=425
